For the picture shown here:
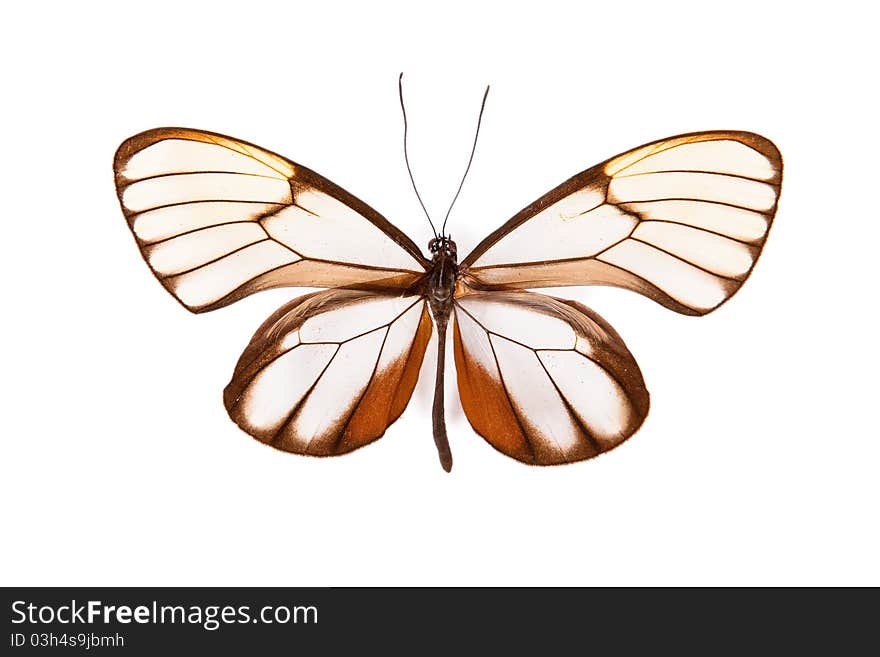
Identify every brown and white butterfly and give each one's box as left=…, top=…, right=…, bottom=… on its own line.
left=113, top=101, right=781, bottom=472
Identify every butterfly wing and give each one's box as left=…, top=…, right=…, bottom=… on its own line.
left=224, top=288, right=432, bottom=455
left=114, top=128, right=430, bottom=312
left=453, top=290, right=649, bottom=464
left=460, top=131, right=782, bottom=315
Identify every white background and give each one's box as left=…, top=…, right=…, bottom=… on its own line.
left=2, top=1, right=877, bottom=586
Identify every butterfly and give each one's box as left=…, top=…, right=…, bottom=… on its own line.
left=113, top=80, right=782, bottom=472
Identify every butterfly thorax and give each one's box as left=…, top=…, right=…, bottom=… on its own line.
left=426, top=237, right=458, bottom=325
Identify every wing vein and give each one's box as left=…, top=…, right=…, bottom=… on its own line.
left=455, top=303, right=568, bottom=354
left=241, top=297, right=425, bottom=393
left=129, top=199, right=287, bottom=217
left=141, top=220, right=257, bottom=245
left=466, top=229, right=633, bottom=273
left=609, top=196, right=773, bottom=213
left=158, top=238, right=271, bottom=279
left=627, top=236, right=746, bottom=281
left=291, top=201, right=321, bottom=218
left=636, top=218, right=766, bottom=245
left=330, top=325, right=393, bottom=452
left=614, top=169, right=778, bottom=185
left=302, top=297, right=424, bottom=347
left=201, top=132, right=290, bottom=179
left=120, top=170, right=285, bottom=186
left=268, top=343, right=341, bottom=447
left=485, top=333, right=539, bottom=462
left=388, top=302, right=426, bottom=421
left=298, top=255, right=422, bottom=275
left=534, top=351, right=603, bottom=453
left=454, top=302, right=546, bottom=461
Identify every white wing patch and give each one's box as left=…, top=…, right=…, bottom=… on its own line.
left=472, top=199, right=636, bottom=267
left=609, top=170, right=776, bottom=211
left=262, top=186, right=420, bottom=270
left=122, top=172, right=292, bottom=213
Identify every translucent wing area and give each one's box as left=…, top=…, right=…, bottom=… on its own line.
left=461, top=131, right=782, bottom=315
left=114, top=128, right=429, bottom=312
left=224, top=289, right=432, bottom=456
left=453, top=290, right=649, bottom=465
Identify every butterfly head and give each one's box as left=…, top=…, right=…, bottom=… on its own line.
left=428, top=236, right=457, bottom=262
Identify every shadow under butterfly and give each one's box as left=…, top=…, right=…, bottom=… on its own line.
left=113, top=75, right=782, bottom=472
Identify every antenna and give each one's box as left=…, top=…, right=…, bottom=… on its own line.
left=398, top=73, right=438, bottom=239
left=441, top=84, right=490, bottom=236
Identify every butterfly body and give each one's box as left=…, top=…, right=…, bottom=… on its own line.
left=114, top=126, right=781, bottom=472
left=423, top=236, right=459, bottom=471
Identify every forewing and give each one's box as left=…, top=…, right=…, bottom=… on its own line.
left=453, top=290, right=649, bottom=465
left=461, top=131, right=782, bottom=315
left=114, top=128, right=429, bottom=312
left=224, top=289, right=432, bottom=456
